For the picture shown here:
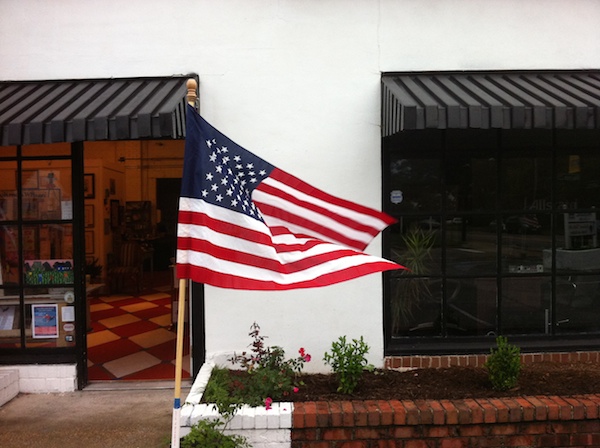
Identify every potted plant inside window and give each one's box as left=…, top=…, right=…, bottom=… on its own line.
left=85, top=258, right=103, bottom=284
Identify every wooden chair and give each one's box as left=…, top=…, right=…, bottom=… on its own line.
left=107, top=241, right=143, bottom=294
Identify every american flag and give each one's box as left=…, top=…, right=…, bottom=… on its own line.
left=176, top=105, right=402, bottom=290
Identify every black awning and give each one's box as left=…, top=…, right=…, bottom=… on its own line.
left=0, top=75, right=196, bottom=145
left=382, top=71, right=600, bottom=136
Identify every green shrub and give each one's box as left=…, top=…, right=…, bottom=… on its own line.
left=484, top=336, right=522, bottom=391
left=203, top=366, right=245, bottom=418
left=323, top=335, right=373, bottom=394
left=181, top=419, right=250, bottom=448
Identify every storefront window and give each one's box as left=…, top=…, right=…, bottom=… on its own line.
left=0, top=154, right=76, bottom=352
left=384, top=130, right=600, bottom=352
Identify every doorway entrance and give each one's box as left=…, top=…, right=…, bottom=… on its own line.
left=83, top=153, right=189, bottom=382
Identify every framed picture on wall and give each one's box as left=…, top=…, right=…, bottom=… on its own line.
left=85, top=204, right=94, bottom=228
left=83, top=174, right=95, bottom=199
left=85, top=231, right=94, bottom=254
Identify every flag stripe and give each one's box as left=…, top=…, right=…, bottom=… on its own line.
left=177, top=250, right=399, bottom=289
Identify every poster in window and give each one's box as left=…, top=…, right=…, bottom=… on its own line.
left=22, top=193, right=40, bottom=220
left=21, top=170, right=39, bottom=189
left=38, top=170, right=60, bottom=189
left=32, top=304, right=59, bottom=338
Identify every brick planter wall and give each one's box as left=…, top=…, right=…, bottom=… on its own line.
left=291, top=352, right=600, bottom=447
left=292, top=395, right=600, bottom=447
left=185, top=352, right=600, bottom=448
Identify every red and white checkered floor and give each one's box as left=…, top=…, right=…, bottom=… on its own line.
left=86, top=277, right=190, bottom=381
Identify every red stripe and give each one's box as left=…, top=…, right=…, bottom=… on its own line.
left=269, top=168, right=396, bottom=226
left=176, top=261, right=400, bottom=290
left=177, top=236, right=372, bottom=274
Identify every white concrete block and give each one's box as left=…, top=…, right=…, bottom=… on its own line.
left=60, top=377, right=77, bottom=392
left=189, top=403, right=219, bottom=426
left=279, top=403, right=293, bottom=428
left=266, top=405, right=281, bottom=429
left=20, top=377, right=45, bottom=393
left=180, top=404, right=194, bottom=427
left=253, top=405, right=268, bottom=429
left=228, top=413, right=244, bottom=430
left=241, top=405, right=256, bottom=429
left=18, top=366, right=33, bottom=378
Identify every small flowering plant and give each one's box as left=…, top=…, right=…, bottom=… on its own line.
left=228, top=322, right=311, bottom=408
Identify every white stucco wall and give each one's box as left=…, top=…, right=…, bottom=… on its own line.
left=2, top=0, right=599, bottom=371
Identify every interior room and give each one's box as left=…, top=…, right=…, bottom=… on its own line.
left=82, top=139, right=190, bottom=381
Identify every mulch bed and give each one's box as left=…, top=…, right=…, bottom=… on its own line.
left=286, top=362, right=600, bottom=401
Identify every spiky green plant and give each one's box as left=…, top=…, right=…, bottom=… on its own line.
left=392, top=225, right=436, bottom=331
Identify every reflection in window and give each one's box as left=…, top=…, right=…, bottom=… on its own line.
left=446, top=215, right=497, bottom=276
left=554, top=274, right=600, bottom=334
left=501, top=277, right=550, bottom=335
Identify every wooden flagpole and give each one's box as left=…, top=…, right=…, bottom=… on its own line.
left=171, top=78, right=198, bottom=448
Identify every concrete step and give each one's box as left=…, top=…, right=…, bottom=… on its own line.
left=0, top=369, right=19, bottom=407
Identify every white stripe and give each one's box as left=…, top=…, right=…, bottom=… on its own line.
left=253, top=188, right=375, bottom=247
left=177, top=248, right=395, bottom=285
left=261, top=176, right=389, bottom=229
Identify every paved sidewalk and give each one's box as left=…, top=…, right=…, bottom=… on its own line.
left=0, top=382, right=191, bottom=448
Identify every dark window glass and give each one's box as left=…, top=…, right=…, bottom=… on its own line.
left=501, top=213, right=551, bottom=274
left=501, top=277, right=550, bottom=335
left=384, top=129, right=600, bottom=352
left=386, top=157, right=441, bottom=213
left=445, top=153, right=497, bottom=213
left=554, top=274, right=600, bottom=334
left=556, top=151, right=600, bottom=210
left=389, top=276, right=443, bottom=337
left=446, top=214, right=497, bottom=276
left=452, top=277, right=496, bottom=336
left=500, top=154, right=551, bottom=211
